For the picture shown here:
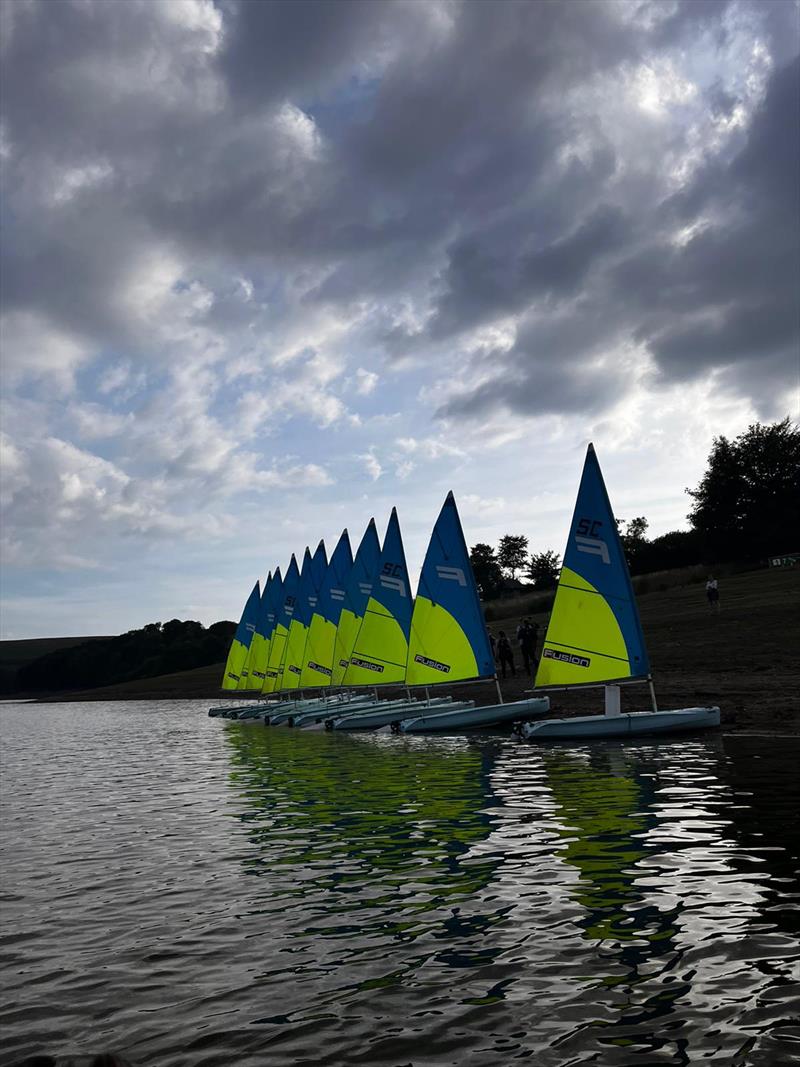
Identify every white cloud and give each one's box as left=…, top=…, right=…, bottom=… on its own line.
left=0, top=311, right=92, bottom=390
left=360, top=451, right=383, bottom=481
left=354, top=367, right=379, bottom=395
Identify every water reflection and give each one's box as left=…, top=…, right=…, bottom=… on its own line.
left=505, top=739, right=800, bottom=1064
left=222, top=725, right=506, bottom=956
left=2, top=703, right=797, bottom=1067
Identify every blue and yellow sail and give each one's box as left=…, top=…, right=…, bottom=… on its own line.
left=239, top=571, right=272, bottom=689
left=300, top=529, right=353, bottom=688
left=406, top=491, right=495, bottom=686
left=343, top=508, right=412, bottom=687
left=245, top=567, right=282, bottom=689
left=282, top=541, right=328, bottom=691
left=331, top=519, right=381, bottom=686
left=535, top=444, right=650, bottom=687
left=220, top=580, right=261, bottom=690
left=261, top=555, right=300, bottom=694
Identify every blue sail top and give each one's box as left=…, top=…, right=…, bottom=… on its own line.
left=293, top=548, right=314, bottom=626
left=536, top=443, right=649, bottom=686
left=236, top=580, right=261, bottom=648
left=371, top=508, right=413, bottom=642
left=263, top=566, right=283, bottom=639
left=275, top=555, right=301, bottom=630
left=307, top=539, right=328, bottom=619
left=407, top=491, right=495, bottom=683
left=252, top=571, right=273, bottom=642
left=315, top=529, right=353, bottom=625
left=341, top=518, right=381, bottom=619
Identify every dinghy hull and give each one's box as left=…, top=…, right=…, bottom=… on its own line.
left=398, top=696, right=550, bottom=734
left=518, top=707, right=720, bottom=740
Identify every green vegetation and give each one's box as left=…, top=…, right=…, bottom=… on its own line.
left=687, top=417, right=799, bottom=562
left=5, top=619, right=235, bottom=696
left=474, top=418, right=798, bottom=600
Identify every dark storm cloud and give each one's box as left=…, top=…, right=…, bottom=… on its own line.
left=637, top=56, right=800, bottom=386
left=437, top=48, right=799, bottom=420
left=1, top=0, right=797, bottom=415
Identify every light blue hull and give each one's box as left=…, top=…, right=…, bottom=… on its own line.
left=519, top=707, right=721, bottom=740
left=399, top=696, right=550, bottom=734
left=331, top=700, right=473, bottom=731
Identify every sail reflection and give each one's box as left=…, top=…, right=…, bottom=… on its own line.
left=531, top=739, right=796, bottom=1060
left=222, top=725, right=504, bottom=946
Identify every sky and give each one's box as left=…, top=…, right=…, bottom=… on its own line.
left=1, top=0, right=798, bottom=639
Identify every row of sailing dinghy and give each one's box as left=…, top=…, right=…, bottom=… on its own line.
left=210, top=445, right=720, bottom=739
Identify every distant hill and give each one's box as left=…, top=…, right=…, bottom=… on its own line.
left=2, top=620, right=235, bottom=696
left=0, top=635, right=110, bottom=671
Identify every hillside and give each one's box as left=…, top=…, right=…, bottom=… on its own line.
left=28, top=565, right=799, bottom=734
left=0, top=635, right=109, bottom=672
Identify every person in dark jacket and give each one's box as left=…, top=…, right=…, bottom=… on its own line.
left=497, top=631, right=515, bottom=678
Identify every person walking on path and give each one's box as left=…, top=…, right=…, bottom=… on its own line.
left=488, top=630, right=497, bottom=660
left=497, top=630, right=515, bottom=678
left=706, top=576, right=720, bottom=611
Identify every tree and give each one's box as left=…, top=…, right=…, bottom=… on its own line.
left=527, top=550, right=561, bottom=589
left=687, top=418, right=800, bottom=561
left=497, top=534, right=530, bottom=579
left=469, top=543, right=503, bottom=600
left=621, top=516, right=649, bottom=571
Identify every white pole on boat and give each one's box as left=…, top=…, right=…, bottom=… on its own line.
left=494, top=674, right=504, bottom=705
left=648, top=676, right=658, bottom=712
left=604, top=684, right=621, bottom=717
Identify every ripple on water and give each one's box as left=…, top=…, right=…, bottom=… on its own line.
left=1, top=703, right=799, bottom=1066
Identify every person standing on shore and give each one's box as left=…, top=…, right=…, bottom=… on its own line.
left=706, top=576, right=720, bottom=611
left=488, top=630, right=497, bottom=660
left=524, top=620, right=540, bottom=674
left=497, top=631, right=515, bottom=678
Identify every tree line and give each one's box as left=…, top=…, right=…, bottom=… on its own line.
left=9, top=618, right=236, bottom=694
left=470, top=418, right=799, bottom=600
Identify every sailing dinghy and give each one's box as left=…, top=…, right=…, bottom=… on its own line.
left=517, top=444, right=720, bottom=740
left=396, top=491, right=549, bottom=733
left=209, top=580, right=263, bottom=713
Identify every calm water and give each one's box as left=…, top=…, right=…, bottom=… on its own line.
left=1, top=702, right=799, bottom=1067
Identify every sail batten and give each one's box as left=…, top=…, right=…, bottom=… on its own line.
left=535, top=445, right=649, bottom=688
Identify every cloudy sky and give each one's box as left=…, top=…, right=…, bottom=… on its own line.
left=1, top=0, right=798, bottom=638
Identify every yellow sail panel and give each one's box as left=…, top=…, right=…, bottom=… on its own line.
left=282, top=619, right=309, bottom=690
left=221, top=639, right=249, bottom=690
left=534, top=566, right=631, bottom=686
left=245, top=632, right=271, bottom=689
left=299, top=615, right=337, bottom=687
left=331, top=608, right=360, bottom=686
left=406, top=596, right=479, bottom=686
left=342, top=596, right=408, bottom=686
left=261, top=624, right=288, bottom=693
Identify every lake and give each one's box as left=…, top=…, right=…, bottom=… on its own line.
left=1, top=701, right=799, bottom=1066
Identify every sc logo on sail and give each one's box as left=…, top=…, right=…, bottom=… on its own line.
left=380, top=562, right=406, bottom=597
left=575, top=517, right=610, bottom=565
